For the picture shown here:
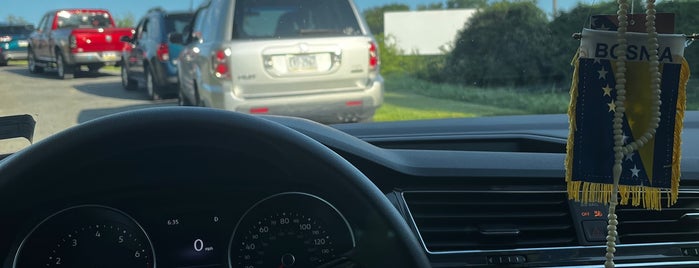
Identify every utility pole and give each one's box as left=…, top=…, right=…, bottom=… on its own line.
left=190, top=0, right=194, bottom=11
left=553, top=0, right=557, bottom=17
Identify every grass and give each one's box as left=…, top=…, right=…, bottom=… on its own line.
left=374, top=91, right=526, bottom=122
left=6, top=60, right=27, bottom=66
left=374, top=74, right=571, bottom=122
left=103, top=65, right=119, bottom=71
left=384, top=74, right=571, bottom=114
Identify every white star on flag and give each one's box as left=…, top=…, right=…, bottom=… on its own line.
left=625, top=152, right=634, bottom=161
left=598, top=68, right=608, bottom=79
left=630, top=165, right=641, bottom=178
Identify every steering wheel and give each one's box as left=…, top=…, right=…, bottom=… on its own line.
left=0, top=107, right=430, bottom=267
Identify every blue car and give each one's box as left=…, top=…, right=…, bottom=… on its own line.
left=0, top=24, right=33, bottom=66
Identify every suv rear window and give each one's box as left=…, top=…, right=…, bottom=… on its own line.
left=233, top=0, right=361, bottom=39
left=165, top=14, right=193, bottom=37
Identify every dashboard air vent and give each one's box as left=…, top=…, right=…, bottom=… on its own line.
left=403, top=191, right=577, bottom=252
left=617, top=191, right=699, bottom=244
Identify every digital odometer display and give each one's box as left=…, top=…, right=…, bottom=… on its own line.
left=154, top=210, right=228, bottom=268
left=229, top=192, right=355, bottom=268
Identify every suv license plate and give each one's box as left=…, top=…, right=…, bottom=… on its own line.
left=103, top=52, right=118, bottom=61
left=17, top=40, right=28, bottom=47
left=287, top=54, right=317, bottom=72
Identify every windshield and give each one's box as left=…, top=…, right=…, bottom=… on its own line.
left=0, top=0, right=697, bottom=148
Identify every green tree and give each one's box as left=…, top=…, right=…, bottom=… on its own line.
left=546, top=0, right=699, bottom=87
left=447, top=0, right=487, bottom=9
left=415, top=0, right=486, bottom=11
left=363, top=3, right=410, bottom=34
left=547, top=1, right=617, bottom=88
left=5, top=15, right=30, bottom=25
left=444, top=1, right=554, bottom=87
left=417, top=2, right=445, bottom=11
left=656, top=1, right=699, bottom=76
left=115, top=12, right=136, bottom=28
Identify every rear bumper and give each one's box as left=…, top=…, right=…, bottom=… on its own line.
left=1, top=50, right=27, bottom=61
left=204, top=77, right=384, bottom=124
left=69, top=51, right=121, bottom=65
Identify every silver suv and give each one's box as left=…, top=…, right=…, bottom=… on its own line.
left=174, top=0, right=383, bottom=123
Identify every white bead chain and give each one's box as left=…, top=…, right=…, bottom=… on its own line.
left=606, top=1, right=661, bottom=267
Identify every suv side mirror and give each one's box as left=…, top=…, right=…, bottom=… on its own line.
left=168, top=32, right=183, bottom=44
left=120, top=35, right=132, bottom=43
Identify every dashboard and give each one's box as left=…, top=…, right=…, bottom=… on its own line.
left=1, top=108, right=699, bottom=267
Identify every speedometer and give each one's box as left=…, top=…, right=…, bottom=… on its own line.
left=229, top=192, right=355, bottom=268
left=13, top=205, right=155, bottom=268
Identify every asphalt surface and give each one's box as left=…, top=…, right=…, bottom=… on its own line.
left=0, top=64, right=176, bottom=154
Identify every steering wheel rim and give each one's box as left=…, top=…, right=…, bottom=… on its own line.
left=0, top=107, right=430, bottom=267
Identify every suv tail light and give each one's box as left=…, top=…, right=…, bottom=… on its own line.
left=0, top=36, right=11, bottom=42
left=69, top=35, right=77, bottom=49
left=212, top=48, right=231, bottom=79
left=157, top=43, right=169, bottom=62
left=369, top=41, right=379, bottom=71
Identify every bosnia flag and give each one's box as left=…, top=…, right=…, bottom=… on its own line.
left=566, top=28, right=689, bottom=210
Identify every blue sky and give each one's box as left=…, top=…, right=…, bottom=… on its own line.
left=1, top=0, right=583, bottom=25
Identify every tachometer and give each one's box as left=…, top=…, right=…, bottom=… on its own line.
left=229, top=192, right=355, bottom=268
left=13, top=205, right=155, bottom=268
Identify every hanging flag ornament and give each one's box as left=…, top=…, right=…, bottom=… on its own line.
left=566, top=0, right=690, bottom=266
left=566, top=1, right=688, bottom=210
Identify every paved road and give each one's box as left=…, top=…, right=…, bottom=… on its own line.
left=0, top=64, right=176, bottom=154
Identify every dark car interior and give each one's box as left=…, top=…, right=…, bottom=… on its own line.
left=1, top=107, right=699, bottom=267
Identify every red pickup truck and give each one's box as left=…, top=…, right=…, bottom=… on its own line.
left=27, top=9, right=133, bottom=79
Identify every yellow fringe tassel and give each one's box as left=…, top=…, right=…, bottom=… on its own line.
left=565, top=51, right=580, bottom=201
left=670, top=57, right=689, bottom=207
left=565, top=57, right=690, bottom=211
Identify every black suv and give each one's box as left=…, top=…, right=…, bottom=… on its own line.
left=120, top=8, right=193, bottom=100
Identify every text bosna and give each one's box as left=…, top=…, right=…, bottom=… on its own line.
left=595, top=43, right=673, bottom=62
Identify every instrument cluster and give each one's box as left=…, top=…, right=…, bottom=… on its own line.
left=11, top=192, right=355, bottom=268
